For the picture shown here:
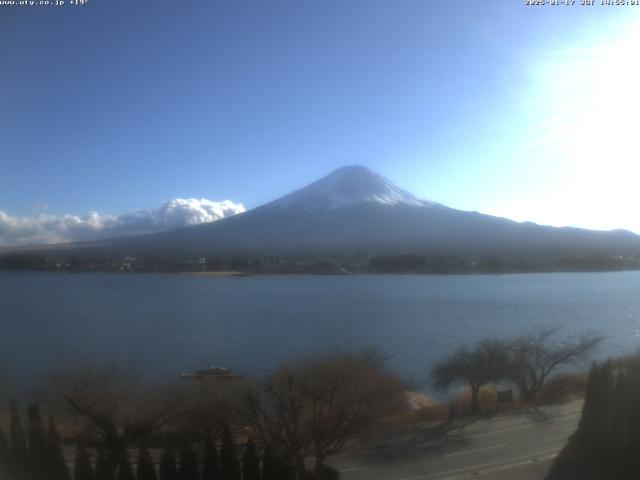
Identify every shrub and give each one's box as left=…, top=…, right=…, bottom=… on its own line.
left=536, top=372, right=587, bottom=405
left=451, top=385, right=499, bottom=416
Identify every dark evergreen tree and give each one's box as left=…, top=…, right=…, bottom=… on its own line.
left=27, top=404, right=47, bottom=480
left=74, top=443, right=95, bottom=480
left=548, top=359, right=640, bottom=479
left=47, top=415, right=71, bottom=480
left=9, top=400, right=28, bottom=478
left=27, top=405, right=46, bottom=454
left=159, top=449, right=179, bottom=480
left=96, top=453, right=115, bottom=480
left=137, top=446, right=158, bottom=480
left=220, top=425, right=240, bottom=480
left=178, top=443, right=199, bottom=480
left=117, top=450, right=135, bottom=480
left=577, top=362, right=614, bottom=462
left=0, top=424, right=10, bottom=479
left=242, top=438, right=260, bottom=480
left=279, top=460, right=296, bottom=480
left=201, top=435, right=219, bottom=480
left=260, top=446, right=279, bottom=480
left=610, top=371, right=630, bottom=463
left=624, top=363, right=640, bottom=468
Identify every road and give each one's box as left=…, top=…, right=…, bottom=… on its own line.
left=329, top=401, right=582, bottom=480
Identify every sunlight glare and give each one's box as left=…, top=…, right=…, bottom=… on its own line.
left=522, top=19, right=640, bottom=232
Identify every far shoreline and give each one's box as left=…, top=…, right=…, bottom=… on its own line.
left=2, top=268, right=640, bottom=277
left=176, top=270, right=254, bottom=277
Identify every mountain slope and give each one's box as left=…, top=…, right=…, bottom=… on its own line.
left=6, top=165, right=640, bottom=260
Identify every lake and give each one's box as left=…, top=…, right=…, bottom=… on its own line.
left=1, top=271, right=639, bottom=392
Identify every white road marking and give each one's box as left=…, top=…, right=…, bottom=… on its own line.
left=443, top=443, right=509, bottom=457
left=436, top=452, right=559, bottom=480
left=396, top=447, right=561, bottom=480
left=340, top=465, right=374, bottom=472
left=462, top=410, right=581, bottom=438
left=338, top=407, right=580, bottom=478
left=468, top=423, right=533, bottom=438
left=470, top=421, right=577, bottom=440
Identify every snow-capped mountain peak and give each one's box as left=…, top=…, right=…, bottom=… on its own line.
left=263, top=165, right=438, bottom=211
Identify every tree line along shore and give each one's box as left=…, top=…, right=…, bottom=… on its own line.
left=2, top=251, right=640, bottom=274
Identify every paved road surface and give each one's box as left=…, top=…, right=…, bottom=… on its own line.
left=329, top=401, right=582, bottom=480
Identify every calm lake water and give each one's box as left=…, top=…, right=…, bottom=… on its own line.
left=1, top=271, right=640, bottom=391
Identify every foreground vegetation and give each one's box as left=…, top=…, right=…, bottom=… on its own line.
left=0, top=351, right=403, bottom=480
left=0, top=329, right=608, bottom=480
left=431, top=328, right=601, bottom=415
left=547, top=354, right=640, bottom=480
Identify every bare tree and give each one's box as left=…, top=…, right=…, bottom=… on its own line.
left=47, top=363, right=184, bottom=477
left=243, top=350, right=406, bottom=476
left=431, top=339, right=509, bottom=415
left=178, top=386, right=241, bottom=442
left=507, top=327, right=602, bottom=402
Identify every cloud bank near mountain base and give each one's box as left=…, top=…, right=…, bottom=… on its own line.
left=0, top=198, right=245, bottom=247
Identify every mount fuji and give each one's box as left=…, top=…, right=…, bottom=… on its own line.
left=7, top=166, right=640, bottom=261
left=261, top=165, right=435, bottom=211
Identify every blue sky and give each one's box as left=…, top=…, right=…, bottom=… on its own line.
left=1, top=1, right=639, bottom=244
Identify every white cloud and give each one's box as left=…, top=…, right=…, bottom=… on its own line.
left=0, top=198, right=246, bottom=247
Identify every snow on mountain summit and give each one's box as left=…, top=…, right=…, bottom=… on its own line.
left=263, top=165, right=438, bottom=211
